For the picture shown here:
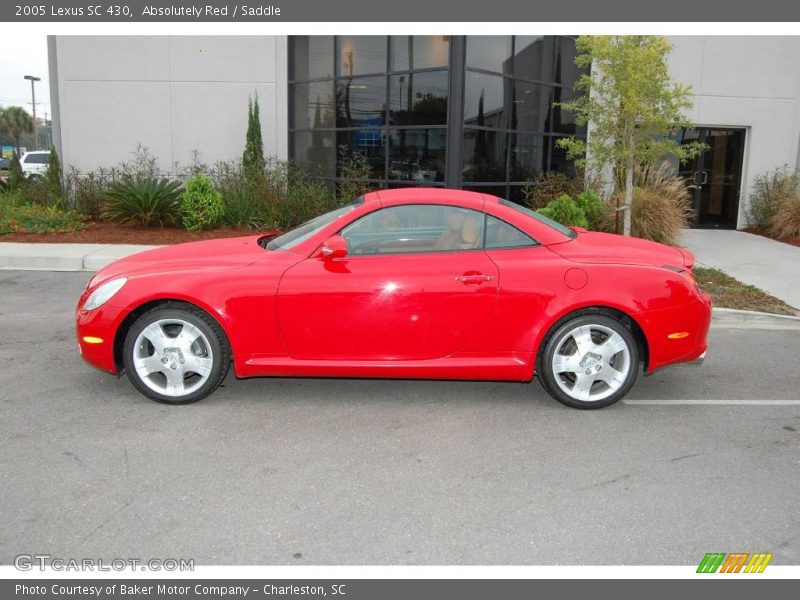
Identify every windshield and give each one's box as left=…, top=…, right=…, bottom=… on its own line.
left=266, top=198, right=364, bottom=251
left=499, top=199, right=577, bottom=239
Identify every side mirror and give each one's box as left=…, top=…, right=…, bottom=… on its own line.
left=319, top=235, right=348, bottom=260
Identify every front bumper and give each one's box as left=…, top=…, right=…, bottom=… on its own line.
left=75, top=301, right=126, bottom=374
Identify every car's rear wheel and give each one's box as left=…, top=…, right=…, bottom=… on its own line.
left=537, top=314, right=639, bottom=409
left=122, top=305, right=230, bottom=404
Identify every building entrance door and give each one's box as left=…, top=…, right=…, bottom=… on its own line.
left=679, top=128, right=746, bottom=229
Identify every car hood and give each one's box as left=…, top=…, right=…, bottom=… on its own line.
left=548, top=231, right=694, bottom=268
left=88, top=235, right=269, bottom=287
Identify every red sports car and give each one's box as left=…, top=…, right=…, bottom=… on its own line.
left=76, top=188, right=711, bottom=409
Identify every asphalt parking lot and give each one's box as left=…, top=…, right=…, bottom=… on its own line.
left=1, top=270, right=798, bottom=565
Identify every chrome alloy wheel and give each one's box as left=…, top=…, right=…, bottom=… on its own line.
left=550, top=323, right=632, bottom=403
left=132, top=318, right=214, bottom=398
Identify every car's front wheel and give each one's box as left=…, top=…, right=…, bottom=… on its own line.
left=122, top=304, right=230, bottom=404
left=537, top=314, right=639, bottom=409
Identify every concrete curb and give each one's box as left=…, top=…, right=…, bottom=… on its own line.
left=711, top=307, right=800, bottom=329
left=0, top=242, right=161, bottom=272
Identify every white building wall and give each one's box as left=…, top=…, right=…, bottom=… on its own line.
left=667, top=36, right=800, bottom=228
left=50, top=35, right=288, bottom=173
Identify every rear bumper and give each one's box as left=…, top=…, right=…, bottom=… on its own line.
left=640, top=292, right=712, bottom=373
left=687, top=351, right=706, bottom=365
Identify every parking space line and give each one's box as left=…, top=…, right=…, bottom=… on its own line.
left=624, top=399, right=800, bottom=406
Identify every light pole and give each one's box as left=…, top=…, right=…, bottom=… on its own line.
left=24, top=75, right=41, bottom=150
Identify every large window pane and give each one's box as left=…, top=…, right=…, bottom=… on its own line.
left=466, top=36, right=512, bottom=74
left=336, top=77, right=387, bottom=128
left=512, top=80, right=553, bottom=133
left=462, top=129, right=507, bottom=182
left=292, top=131, right=334, bottom=178
left=464, top=72, right=511, bottom=130
left=551, top=85, right=586, bottom=136
left=338, top=36, right=387, bottom=76
left=388, top=129, right=446, bottom=183
left=513, top=36, right=556, bottom=82
left=390, top=36, right=450, bottom=71
left=290, top=81, right=335, bottom=129
left=337, top=129, right=385, bottom=179
left=510, top=134, right=546, bottom=181
left=555, top=37, right=582, bottom=86
left=389, top=71, right=448, bottom=126
left=290, top=36, right=335, bottom=81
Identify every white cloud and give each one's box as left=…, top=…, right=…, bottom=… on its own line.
left=0, top=31, right=51, bottom=118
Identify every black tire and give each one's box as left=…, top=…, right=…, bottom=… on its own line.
left=122, top=304, right=231, bottom=404
left=536, top=313, right=639, bottom=409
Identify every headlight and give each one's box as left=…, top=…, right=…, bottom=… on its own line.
left=83, top=277, right=127, bottom=311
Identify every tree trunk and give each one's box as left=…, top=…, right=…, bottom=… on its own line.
left=623, top=155, right=634, bottom=236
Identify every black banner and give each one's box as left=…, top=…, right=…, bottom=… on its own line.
left=4, top=579, right=798, bottom=600
left=2, top=0, right=800, bottom=22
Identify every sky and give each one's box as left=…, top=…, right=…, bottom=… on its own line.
left=0, top=32, right=51, bottom=118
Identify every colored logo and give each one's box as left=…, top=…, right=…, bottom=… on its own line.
left=697, top=552, right=773, bottom=573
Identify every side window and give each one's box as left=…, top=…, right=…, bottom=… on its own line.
left=25, top=154, right=48, bottom=164
left=485, top=214, right=538, bottom=249
left=342, top=204, right=485, bottom=255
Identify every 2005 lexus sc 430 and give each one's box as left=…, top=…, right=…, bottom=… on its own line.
left=76, top=188, right=711, bottom=409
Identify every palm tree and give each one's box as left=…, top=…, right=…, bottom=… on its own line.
left=0, top=106, right=34, bottom=156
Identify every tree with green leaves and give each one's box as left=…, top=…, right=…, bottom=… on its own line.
left=242, top=94, right=265, bottom=177
left=46, top=145, right=63, bottom=199
left=557, top=36, right=704, bottom=236
left=0, top=106, right=34, bottom=156
left=7, top=153, right=26, bottom=189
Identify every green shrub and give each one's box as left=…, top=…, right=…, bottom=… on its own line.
left=522, top=171, right=589, bottom=210
left=575, top=189, right=605, bottom=230
left=747, top=166, right=798, bottom=229
left=18, top=178, right=54, bottom=206
left=63, top=167, right=107, bottom=220
left=537, top=194, right=589, bottom=228
left=0, top=189, right=25, bottom=207
left=103, top=176, right=182, bottom=226
left=211, top=159, right=282, bottom=229
left=279, top=166, right=338, bottom=228
left=180, top=174, right=224, bottom=231
left=210, top=158, right=338, bottom=231
left=45, top=145, right=63, bottom=199
left=7, top=153, right=25, bottom=190
left=0, top=201, right=85, bottom=234
left=336, top=150, right=373, bottom=203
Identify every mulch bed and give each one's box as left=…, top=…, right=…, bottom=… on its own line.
left=741, top=227, right=800, bottom=249
left=0, top=221, right=272, bottom=245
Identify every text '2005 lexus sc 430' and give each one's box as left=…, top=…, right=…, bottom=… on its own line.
left=76, top=188, right=711, bottom=409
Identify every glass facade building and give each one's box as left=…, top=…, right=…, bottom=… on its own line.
left=289, top=35, right=586, bottom=200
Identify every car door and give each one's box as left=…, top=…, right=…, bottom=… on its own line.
left=276, top=204, right=499, bottom=361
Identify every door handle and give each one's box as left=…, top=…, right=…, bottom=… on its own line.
left=694, top=171, right=708, bottom=186
left=454, top=273, right=494, bottom=285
